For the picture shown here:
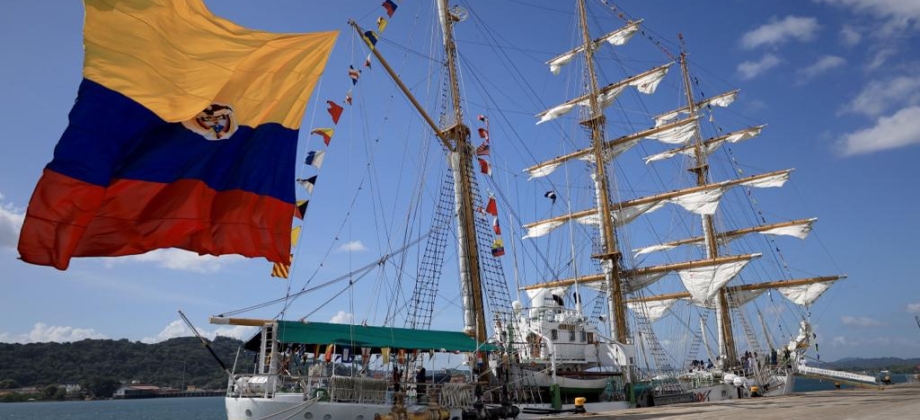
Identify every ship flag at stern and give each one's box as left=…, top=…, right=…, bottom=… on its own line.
left=17, top=0, right=338, bottom=270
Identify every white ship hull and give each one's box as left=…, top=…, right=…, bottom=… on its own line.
left=226, top=393, right=463, bottom=420
left=679, top=372, right=794, bottom=403
left=513, top=368, right=613, bottom=392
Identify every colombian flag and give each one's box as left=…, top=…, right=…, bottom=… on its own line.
left=17, top=0, right=338, bottom=270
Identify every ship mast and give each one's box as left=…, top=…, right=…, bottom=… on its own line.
left=575, top=0, right=629, bottom=345
left=679, top=49, right=739, bottom=369
left=347, top=1, right=487, bottom=346
left=436, top=0, right=488, bottom=344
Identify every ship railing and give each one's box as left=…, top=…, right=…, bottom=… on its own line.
left=228, top=373, right=279, bottom=398
left=326, top=375, right=388, bottom=403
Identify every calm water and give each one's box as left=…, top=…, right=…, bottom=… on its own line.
left=0, top=374, right=914, bottom=419
left=0, top=396, right=224, bottom=420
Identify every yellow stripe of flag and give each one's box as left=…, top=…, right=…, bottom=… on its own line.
left=83, top=0, right=337, bottom=128
left=271, top=227, right=301, bottom=279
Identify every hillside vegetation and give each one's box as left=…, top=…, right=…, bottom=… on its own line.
left=0, top=336, right=255, bottom=391
left=816, top=357, right=920, bottom=373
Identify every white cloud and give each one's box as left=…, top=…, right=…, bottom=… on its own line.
left=741, top=16, right=820, bottom=49
left=0, top=193, right=25, bottom=249
left=337, top=240, right=368, bottom=252
left=840, top=76, right=920, bottom=116
left=841, top=315, right=886, bottom=327
left=141, top=319, right=257, bottom=344
left=839, top=25, right=863, bottom=46
left=907, top=303, right=920, bottom=313
left=745, top=99, right=769, bottom=113
left=837, top=106, right=920, bottom=155
left=0, top=322, right=108, bottom=343
left=737, top=54, right=782, bottom=80
left=141, top=320, right=189, bottom=343
left=866, top=47, right=897, bottom=71
left=817, top=0, right=920, bottom=31
left=796, top=55, right=846, bottom=84
left=0, top=320, right=256, bottom=344
left=830, top=335, right=920, bottom=355
left=329, top=311, right=354, bottom=324
left=105, top=248, right=243, bottom=273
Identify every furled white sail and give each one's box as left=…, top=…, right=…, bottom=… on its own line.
left=524, top=170, right=791, bottom=240
left=630, top=64, right=671, bottom=94
left=526, top=161, right=563, bottom=180
left=654, top=90, right=739, bottom=127
left=645, top=125, right=764, bottom=164
left=690, top=289, right=766, bottom=310
left=664, top=169, right=790, bottom=216
left=595, top=85, right=628, bottom=108
left=632, top=217, right=815, bottom=257
left=547, top=22, right=641, bottom=74
left=597, top=21, right=641, bottom=46
left=536, top=63, right=673, bottom=124
left=777, top=281, right=836, bottom=306
left=624, top=271, right=670, bottom=293
left=614, top=201, right=668, bottom=224
left=679, top=257, right=758, bottom=304
left=669, top=187, right=727, bottom=215
left=548, top=50, right=578, bottom=75
left=762, top=218, right=816, bottom=239
left=536, top=103, right=578, bottom=125
left=522, top=255, right=759, bottom=295
left=633, top=243, right=682, bottom=257
left=527, top=117, right=697, bottom=179
left=522, top=220, right=565, bottom=239
left=576, top=138, right=639, bottom=165
left=525, top=199, right=667, bottom=239
left=628, top=299, right=678, bottom=322
left=644, top=117, right=699, bottom=144
left=581, top=271, right=668, bottom=294
left=739, top=170, right=790, bottom=188
left=577, top=200, right=668, bottom=227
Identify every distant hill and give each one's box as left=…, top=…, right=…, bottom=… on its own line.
left=818, top=357, right=920, bottom=373
left=0, top=336, right=255, bottom=390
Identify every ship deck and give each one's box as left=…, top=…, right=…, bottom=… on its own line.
left=547, top=383, right=920, bottom=419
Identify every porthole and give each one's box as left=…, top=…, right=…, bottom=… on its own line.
left=245, top=409, right=252, bottom=417
left=357, top=416, right=364, bottom=420
left=324, top=414, right=332, bottom=420
left=304, top=413, right=313, bottom=419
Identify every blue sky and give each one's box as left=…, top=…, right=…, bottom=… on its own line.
left=0, top=0, right=918, bottom=362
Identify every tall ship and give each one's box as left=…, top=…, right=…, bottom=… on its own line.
left=200, top=0, right=871, bottom=419
left=500, top=0, right=875, bottom=405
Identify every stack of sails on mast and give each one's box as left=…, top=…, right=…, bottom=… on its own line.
left=526, top=253, right=761, bottom=316
left=546, top=21, right=642, bottom=75
left=633, top=217, right=817, bottom=257
left=522, top=169, right=793, bottom=239
left=536, top=62, right=673, bottom=125
left=627, top=278, right=839, bottom=323
left=626, top=288, right=764, bottom=323
left=526, top=116, right=699, bottom=179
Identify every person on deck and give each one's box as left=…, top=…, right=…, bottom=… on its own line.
left=393, top=366, right=401, bottom=392
left=416, top=366, right=427, bottom=396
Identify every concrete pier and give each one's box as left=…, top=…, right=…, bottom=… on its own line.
left=567, top=383, right=920, bottom=419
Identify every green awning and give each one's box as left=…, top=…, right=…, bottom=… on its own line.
left=244, top=320, right=494, bottom=353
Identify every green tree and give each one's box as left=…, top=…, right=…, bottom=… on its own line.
left=0, top=337, right=254, bottom=390
left=0, top=379, right=20, bottom=389
left=42, top=385, right=58, bottom=400
left=81, top=377, right=121, bottom=399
